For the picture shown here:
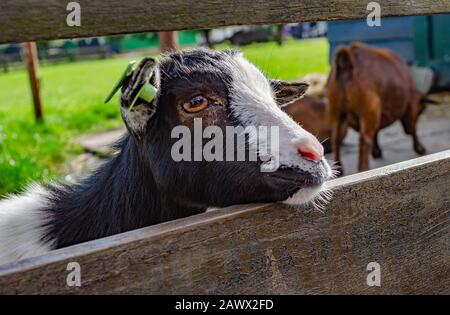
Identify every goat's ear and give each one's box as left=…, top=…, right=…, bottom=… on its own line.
left=120, top=57, right=159, bottom=139
left=270, top=80, right=309, bottom=107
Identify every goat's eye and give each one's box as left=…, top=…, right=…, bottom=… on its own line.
left=183, top=95, right=209, bottom=113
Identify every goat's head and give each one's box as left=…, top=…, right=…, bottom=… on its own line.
left=118, top=49, right=333, bottom=209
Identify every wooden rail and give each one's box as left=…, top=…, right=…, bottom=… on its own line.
left=0, top=150, right=448, bottom=294
left=1, top=0, right=450, bottom=44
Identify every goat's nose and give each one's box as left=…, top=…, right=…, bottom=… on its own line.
left=295, top=137, right=324, bottom=162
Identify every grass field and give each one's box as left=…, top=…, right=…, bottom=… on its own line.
left=0, top=38, right=329, bottom=197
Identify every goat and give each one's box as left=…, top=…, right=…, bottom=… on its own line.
left=327, top=42, right=435, bottom=173
left=0, top=49, right=333, bottom=265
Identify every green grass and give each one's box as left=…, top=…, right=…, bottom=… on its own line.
left=218, top=38, right=330, bottom=80
left=0, top=58, right=129, bottom=196
left=0, top=38, right=329, bottom=197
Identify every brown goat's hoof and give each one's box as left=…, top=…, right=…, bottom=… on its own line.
left=415, top=145, right=427, bottom=155
left=372, top=148, right=383, bottom=159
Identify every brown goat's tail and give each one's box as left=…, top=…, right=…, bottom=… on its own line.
left=420, top=95, right=440, bottom=105
left=415, top=90, right=440, bottom=105
left=333, top=46, right=354, bottom=82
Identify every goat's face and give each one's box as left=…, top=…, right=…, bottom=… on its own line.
left=120, top=49, right=333, bottom=209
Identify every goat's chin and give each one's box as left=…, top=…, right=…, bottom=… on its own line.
left=206, top=183, right=333, bottom=214
left=281, top=183, right=332, bottom=211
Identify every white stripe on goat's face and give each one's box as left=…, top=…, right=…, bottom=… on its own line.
left=225, top=53, right=332, bottom=182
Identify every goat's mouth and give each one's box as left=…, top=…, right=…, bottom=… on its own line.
left=266, top=164, right=332, bottom=207
left=266, top=166, right=326, bottom=188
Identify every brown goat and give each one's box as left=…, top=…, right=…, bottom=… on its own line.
left=283, top=95, right=331, bottom=153
left=327, top=42, right=433, bottom=173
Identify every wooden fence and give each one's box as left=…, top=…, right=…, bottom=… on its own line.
left=0, top=150, right=449, bottom=294
left=0, top=0, right=449, bottom=294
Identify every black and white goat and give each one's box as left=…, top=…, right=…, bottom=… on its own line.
left=0, top=49, right=333, bottom=265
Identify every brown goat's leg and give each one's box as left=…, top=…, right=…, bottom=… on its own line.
left=331, top=122, right=341, bottom=170
left=371, top=131, right=382, bottom=158
left=358, top=115, right=379, bottom=172
left=358, top=132, right=371, bottom=172
left=401, top=110, right=426, bottom=155
left=331, top=114, right=347, bottom=175
left=412, top=131, right=426, bottom=155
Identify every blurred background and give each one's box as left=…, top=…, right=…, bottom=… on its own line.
left=0, top=15, right=449, bottom=197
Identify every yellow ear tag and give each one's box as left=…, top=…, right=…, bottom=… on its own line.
left=129, top=80, right=158, bottom=110
left=104, top=60, right=136, bottom=104
left=105, top=60, right=158, bottom=116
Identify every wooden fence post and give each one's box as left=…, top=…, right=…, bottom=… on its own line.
left=157, top=31, right=178, bottom=53
left=275, top=24, right=285, bottom=45
left=23, top=42, right=43, bottom=122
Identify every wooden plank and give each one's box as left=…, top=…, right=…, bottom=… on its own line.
left=23, top=42, right=43, bottom=122
left=1, top=0, right=450, bottom=44
left=0, top=150, right=449, bottom=294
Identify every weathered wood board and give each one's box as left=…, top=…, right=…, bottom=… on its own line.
left=0, top=150, right=448, bottom=294
left=1, top=0, right=450, bottom=44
